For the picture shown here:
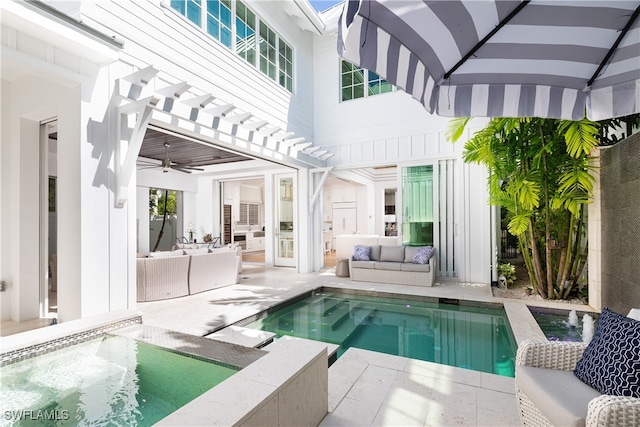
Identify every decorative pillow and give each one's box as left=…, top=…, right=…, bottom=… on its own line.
left=573, top=307, right=640, bottom=398
left=352, top=245, right=371, bottom=261
left=413, top=247, right=434, bottom=264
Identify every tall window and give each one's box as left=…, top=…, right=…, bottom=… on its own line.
left=206, top=0, right=232, bottom=47
left=341, top=60, right=393, bottom=101
left=171, top=0, right=202, bottom=26
left=235, top=1, right=255, bottom=64
left=170, top=1, right=293, bottom=91
left=259, top=22, right=277, bottom=80
left=402, top=166, right=434, bottom=246
left=279, top=39, right=293, bottom=92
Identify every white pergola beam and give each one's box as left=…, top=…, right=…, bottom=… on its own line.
left=226, top=112, right=253, bottom=125
left=205, top=104, right=235, bottom=117
left=121, top=65, right=158, bottom=86
left=181, top=94, right=215, bottom=109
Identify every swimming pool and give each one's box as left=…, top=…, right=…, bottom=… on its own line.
left=1, top=334, right=238, bottom=426
left=240, top=290, right=517, bottom=377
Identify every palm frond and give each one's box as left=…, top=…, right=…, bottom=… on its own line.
left=446, top=117, right=472, bottom=143
left=560, top=119, right=600, bottom=158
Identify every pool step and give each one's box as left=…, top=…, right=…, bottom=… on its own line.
left=323, top=302, right=350, bottom=331
left=312, top=297, right=341, bottom=316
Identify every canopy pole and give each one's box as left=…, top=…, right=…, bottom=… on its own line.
left=587, top=5, right=640, bottom=89
left=442, top=0, right=530, bottom=81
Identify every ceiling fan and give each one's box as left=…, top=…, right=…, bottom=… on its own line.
left=137, top=143, right=204, bottom=174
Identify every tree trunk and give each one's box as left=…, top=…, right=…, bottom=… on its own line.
left=538, top=124, right=554, bottom=299
left=152, top=190, right=169, bottom=252
left=528, top=218, right=546, bottom=297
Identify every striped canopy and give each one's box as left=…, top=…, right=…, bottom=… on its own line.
left=338, top=0, right=640, bottom=121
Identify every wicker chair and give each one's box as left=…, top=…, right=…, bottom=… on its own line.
left=515, top=339, right=640, bottom=427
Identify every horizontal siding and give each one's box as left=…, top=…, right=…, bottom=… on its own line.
left=82, top=0, right=313, bottom=139
left=311, top=33, right=491, bottom=168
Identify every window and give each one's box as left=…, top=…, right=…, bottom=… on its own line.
left=368, top=70, right=393, bottom=96
left=206, top=0, right=232, bottom=47
left=279, top=39, right=293, bottom=91
left=171, top=0, right=202, bottom=26
left=341, top=60, right=393, bottom=101
left=239, top=203, right=259, bottom=225
left=235, top=1, right=256, bottom=65
left=259, top=22, right=277, bottom=80
left=170, top=0, right=293, bottom=91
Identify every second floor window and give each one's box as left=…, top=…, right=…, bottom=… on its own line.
left=206, top=0, right=232, bottom=47
left=341, top=60, right=394, bottom=101
left=170, top=0, right=293, bottom=92
left=235, top=1, right=256, bottom=64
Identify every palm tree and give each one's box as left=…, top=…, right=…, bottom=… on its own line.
left=449, top=118, right=599, bottom=299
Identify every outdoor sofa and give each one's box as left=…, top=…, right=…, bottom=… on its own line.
left=515, top=308, right=640, bottom=427
left=136, top=246, right=241, bottom=302
left=348, top=244, right=435, bottom=287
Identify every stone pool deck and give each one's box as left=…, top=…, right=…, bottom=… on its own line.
left=137, top=263, right=597, bottom=426
left=2, top=263, right=597, bottom=426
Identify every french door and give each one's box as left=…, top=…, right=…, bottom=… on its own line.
left=274, top=175, right=295, bottom=267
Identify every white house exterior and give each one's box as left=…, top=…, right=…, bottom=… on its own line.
left=1, top=0, right=493, bottom=325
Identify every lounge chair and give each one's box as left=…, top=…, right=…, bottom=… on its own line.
left=515, top=309, right=640, bottom=427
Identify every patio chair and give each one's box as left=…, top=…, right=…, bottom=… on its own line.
left=515, top=309, right=640, bottom=427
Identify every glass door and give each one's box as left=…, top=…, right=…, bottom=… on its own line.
left=275, top=175, right=295, bottom=267
left=401, top=165, right=434, bottom=246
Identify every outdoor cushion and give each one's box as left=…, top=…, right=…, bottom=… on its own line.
left=148, top=249, right=185, bottom=258
left=516, top=365, right=600, bottom=427
left=380, top=246, right=405, bottom=262
left=400, top=263, right=430, bottom=272
left=369, top=245, right=382, bottom=261
left=373, top=261, right=402, bottom=271
left=183, top=248, right=210, bottom=255
left=573, top=307, right=640, bottom=398
left=351, top=261, right=375, bottom=269
left=352, top=245, right=371, bottom=261
left=404, top=246, right=420, bottom=263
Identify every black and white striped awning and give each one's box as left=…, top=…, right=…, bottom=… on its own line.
left=338, top=0, right=640, bottom=121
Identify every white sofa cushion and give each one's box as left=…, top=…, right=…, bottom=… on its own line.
left=400, top=262, right=431, bottom=272
left=148, top=249, right=185, bottom=258
left=516, top=365, right=600, bottom=427
left=351, top=261, right=375, bottom=269
left=374, top=261, right=402, bottom=271
left=380, top=246, right=405, bottom=262
left=183, top=247, right=210, bottom=255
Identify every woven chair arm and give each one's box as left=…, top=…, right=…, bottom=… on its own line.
left=587, top=394, right=640, bottom=427
left=515, top=339, right=587, bottom=371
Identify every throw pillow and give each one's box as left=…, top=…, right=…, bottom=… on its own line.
left=352, top=245, right=371, bottom=261
left=573, top=307, right=640, bottom=398
left=412, top=247, right=434, bottom=264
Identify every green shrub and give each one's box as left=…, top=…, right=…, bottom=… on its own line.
left=498, top=262, right=517, bottom=288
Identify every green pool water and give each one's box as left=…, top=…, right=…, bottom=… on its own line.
left=243, top=291, right=517, bottom=377
left=0, top=335, right=238, bottom=426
